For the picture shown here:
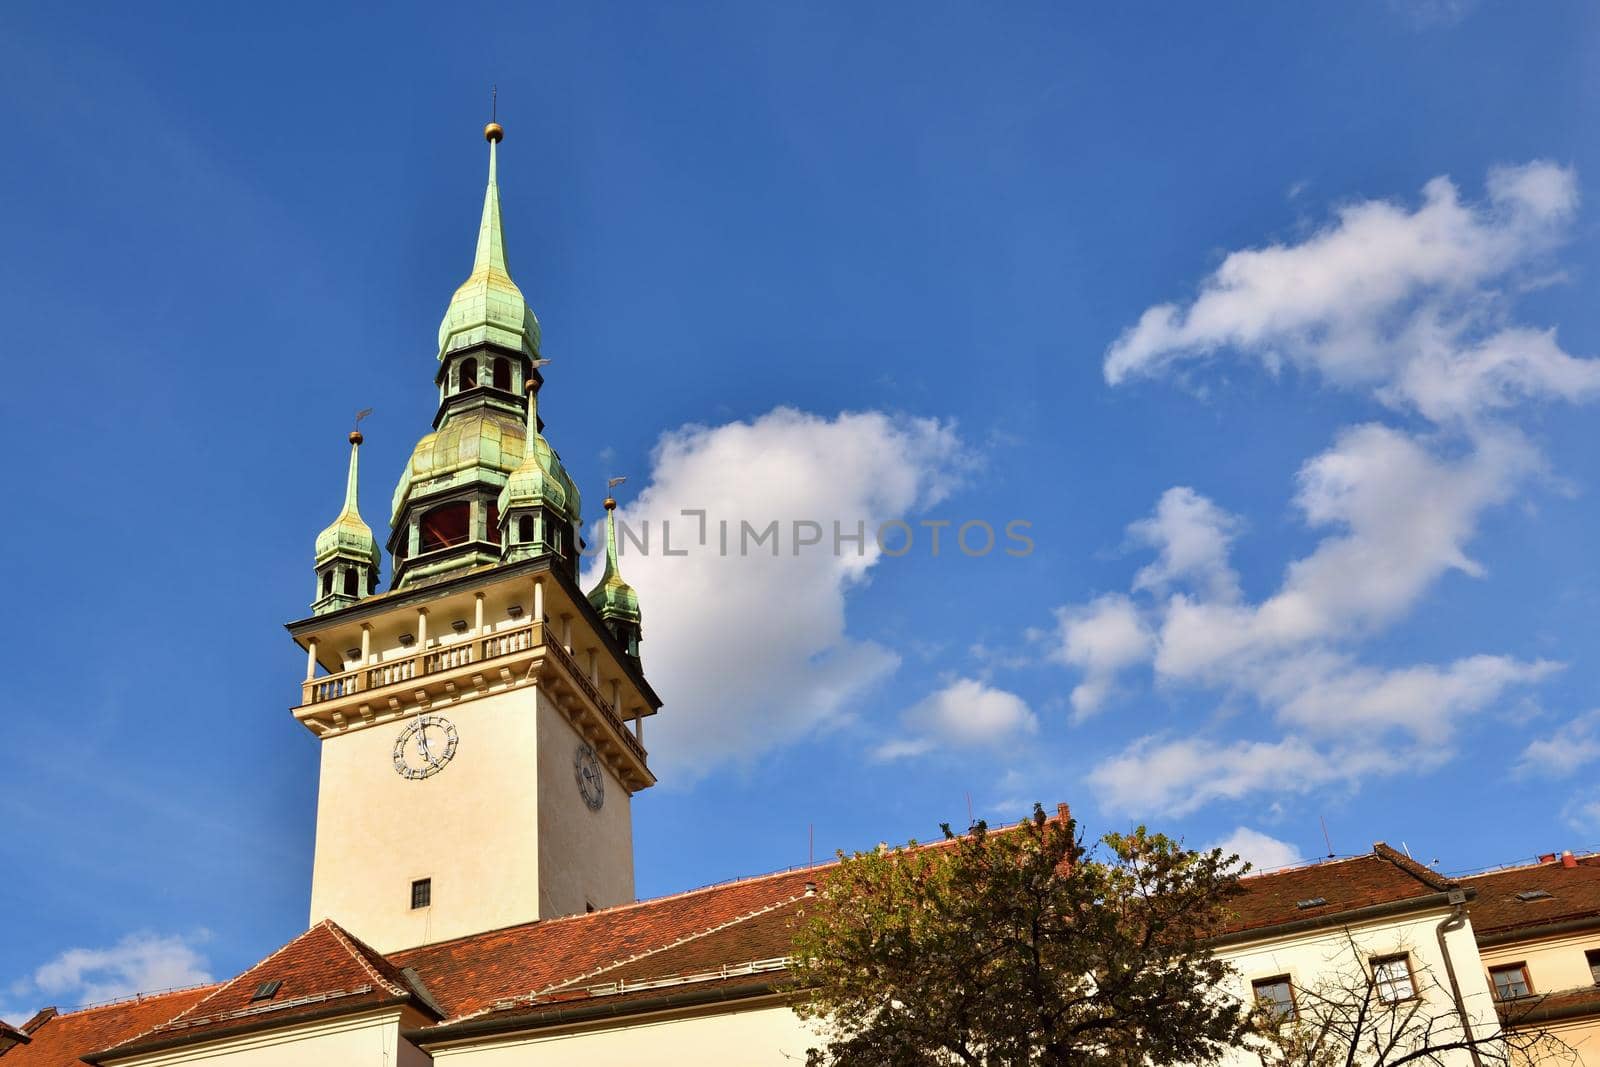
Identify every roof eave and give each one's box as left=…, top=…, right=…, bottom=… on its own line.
left=405, top=977, right=788, bottom=1047
left=82, top=996, right=414, bottom=1065
left=1210, top=888, right=1474, bottom=951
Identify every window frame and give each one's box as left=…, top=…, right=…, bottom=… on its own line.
left=1251, top=974, right=1298, bottom=1022
left=1488, top=962, right=1533, bottom=1001
left=1586, top=948, right=1600, bottom=987
left=410, top=877, right=432, bottom=910
left=1370, top=953, right=1419, bottom=1004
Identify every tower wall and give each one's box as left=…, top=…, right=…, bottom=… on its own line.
left=535, top=688, right=635, bottom=918
left=309, top=683, right=552, bottom=953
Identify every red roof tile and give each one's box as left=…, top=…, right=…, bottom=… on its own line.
left=0, top=987, right=214, bottom=1067
left=1217, top=843, right=1454, bottom=939
left=391, top=866, right=822, bottom=1021
left=87, top=920, right=427, bottom=1061
left=1462, top=852, right=1600, bottom=940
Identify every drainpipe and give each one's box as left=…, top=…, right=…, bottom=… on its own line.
left=1435, top=889, right=1484, bottom=1067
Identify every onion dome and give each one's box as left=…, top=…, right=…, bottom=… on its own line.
left=391, top=408, right=526, bottom=526
left=588, top=495, right=642, bottom=665
left=436, top=124, right=541, bottom=362
left=497, top=382, right=580, bottom=523
left=312, top=431, right=380, bottom=614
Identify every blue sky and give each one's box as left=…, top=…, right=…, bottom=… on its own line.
left=3, top=0, right=1600, bottom=1020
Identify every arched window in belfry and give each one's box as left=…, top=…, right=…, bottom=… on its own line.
left=419, top=501, right=471, bottom=553
left=518, top=515, right=534, bottom=543
left=342, top=568, right=358, bottom=596
left=321, top=570, right=334, bottom=597
left=492, top=357, right=512, bottom=391
left=459, top=358, right=478, bottom=391
left=487, top=501, right=502, bottom=545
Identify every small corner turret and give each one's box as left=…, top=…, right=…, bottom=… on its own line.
left=587, top=490, right=643, bottom=672
left=498, top=372, right=583, bottom=573
left=311, top=430, right=380, bottom=614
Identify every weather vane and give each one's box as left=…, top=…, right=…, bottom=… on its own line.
left=353, top=407, right=374, bottom=432
left=607, top=476, right=628, bottom=491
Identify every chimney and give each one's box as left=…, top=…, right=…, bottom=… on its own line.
left=1538, top=853, right=1558, bottom=864
left=803, top=880, right=817, bottom=897
left=1056, top=803, right=1072, bottom=824
left=1562, top=850, right=1578, bottom=869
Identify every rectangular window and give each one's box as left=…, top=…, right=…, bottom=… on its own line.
left=1372, top=955, right=1417, bottom=1003
left=1489, top=963, right=1532, bottom=1001
left=1252, top=976, right=1297, bottom=1021
left=410, top=878, right=431, bottom=910
left=1587, top=949, right=1600, bottom=986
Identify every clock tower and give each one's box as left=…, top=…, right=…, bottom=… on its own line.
left=285, top=122, right=659, bottom=954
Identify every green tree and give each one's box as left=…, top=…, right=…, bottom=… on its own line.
left=789, top=804, right=1250, bottom=1067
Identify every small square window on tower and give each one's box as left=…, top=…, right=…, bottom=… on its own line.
left=410, top=878, right=432, bottom=910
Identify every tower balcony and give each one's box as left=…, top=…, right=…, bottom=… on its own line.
left=285, top=557, right=659, bottom=793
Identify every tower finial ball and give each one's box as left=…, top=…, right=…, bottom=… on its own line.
left=484, top=122, right=504, bottom=143
left=349, top=430, right=364, bottom=445
left=604, top=497, right=617, bottom=511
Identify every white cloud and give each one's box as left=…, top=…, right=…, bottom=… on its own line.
left=1517, top=710, right=1600, bottom=779
left=1065, top=428, right=1555, bottom=816
left=586, top=408, right=967, bottom=781
left=1104, top=161, right=1599, bottom=426
left=3, top=932, right=211, bottom=1022
left=1210, top=827, right=1305, bottom=872
left=1052, top=595, right=1154, bottom=719
left=1090, top=735, right=1416, bottom=817
left=1130, top=487, right=1242, bottom=601
left=875, top=678, right=1037, bottom=760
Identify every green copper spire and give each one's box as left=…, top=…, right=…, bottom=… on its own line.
left=312, top=431, right=381, bottom=613
left=498, top=381, right=572, bottom=518
left=588, top=493, right=642, bottom=667
left=436, top=125, right=542, bottom=362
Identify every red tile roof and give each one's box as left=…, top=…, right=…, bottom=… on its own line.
left=0, top=987, right=214, bottom=1067
left=85, top=920, right=431, bottom=1062
left=391, top=866, right=822, bottom=1022
left=1216, top=843, right=1455, bottom=940
left=0, top=839, right=1472, bottom=1061
left=1462, top=853, right=1600, bottom=941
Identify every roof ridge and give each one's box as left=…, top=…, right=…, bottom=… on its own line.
left=19, top=984, right=215, bottom=1024
left=540, top=892, right=807, bottom=996
left=1459, top=851, right=1600, bottom=880
left=1237, top=852, right=1368, bottom=881
left=1373, top=842, right=1456, bottom=892
left=323, top=920, right=410, bottom=998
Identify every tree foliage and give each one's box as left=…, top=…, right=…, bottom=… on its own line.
left=789, top=804, right=1250, bottom=1066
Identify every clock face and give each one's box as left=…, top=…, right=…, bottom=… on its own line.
left=393, top=714, right=459, bottom=780
left=575, top=742, right=605, bottom=811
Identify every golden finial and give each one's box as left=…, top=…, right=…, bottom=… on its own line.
left=350, top=407, right=373, bottom=445
left=605, top=475, right=627, bottom=510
